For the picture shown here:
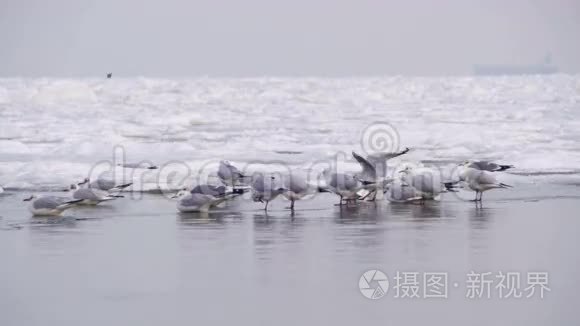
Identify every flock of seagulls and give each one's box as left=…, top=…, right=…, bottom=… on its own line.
left=21, top=177, right=132, bottom=215
left=11, top=147, right=514, bottom=216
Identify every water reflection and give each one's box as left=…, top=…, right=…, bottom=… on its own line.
left=29, top=215, right=80, bottom=228
left=252, top=211, right=307, bottom=261
left=177, top=210, right=243, bottom=227
left=27, top=215, right=94, bottom=252
left=468, top=205, right=493, bottom=230
left=333, top=202, right=382, bottom=224
left=408, top=202, right=443, bottom=219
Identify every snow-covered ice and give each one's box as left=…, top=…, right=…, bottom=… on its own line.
left=1, top=75, right=579, bottom=191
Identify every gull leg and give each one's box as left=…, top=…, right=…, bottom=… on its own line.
left=264, top=201, right=269, bottom=211
left=290, top=199, right=295, bottom=211
left=359, top=192, right=370, bottom=200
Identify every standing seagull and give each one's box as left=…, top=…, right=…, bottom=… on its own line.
left=281, top=173, right=326, bottom=210
left=399, top=166, right=447, bottom=200
left=384, top=180, right=423, bottom=203
left=322, top=169, right=373, bottom=205
left=445, top=160, right=514, bottom=192
left=218, top=161, right=246, bottom=186
left=251, top=174, right=286, bottom=211
left=461, top=167, right=512, bottom=201
left=23, top=195, right=83, bottom=216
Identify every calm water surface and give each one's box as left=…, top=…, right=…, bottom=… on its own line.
left=1, top=184, right=578, bottom=325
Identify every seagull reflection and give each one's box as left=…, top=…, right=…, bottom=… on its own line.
left=177, top=210, right=242, bottom=226
left=469, top=206, right=493, bottom=229
left=334, top=203, right=384, bottom=224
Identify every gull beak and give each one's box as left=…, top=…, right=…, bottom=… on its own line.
left=23, top=195, right=33, bottom=202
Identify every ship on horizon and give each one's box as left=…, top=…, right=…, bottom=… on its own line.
left=473, top=54, right=558, bottom=76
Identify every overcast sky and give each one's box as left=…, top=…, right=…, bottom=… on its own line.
left=0, top=0, right=579, bottom=77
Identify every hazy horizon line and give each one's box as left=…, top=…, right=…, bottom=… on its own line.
left=1, top=73, right=578, bottom=79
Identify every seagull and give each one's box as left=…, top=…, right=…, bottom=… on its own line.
left=461, top=167, right=512, bottom=201
left=322, top=169, right=374, bottom=205
left=218, top=161, right=246, bottom=186
left=444, top=160, right=513, bottom=192
left=23, top=195, right=83, bottom=216
left=251, top=174, right=286, bottom=211
left=365, top=147, right=411, bottom=164
left=352, top=152, right=378, bottom=182
left=78, top=177, right=133, bottom=193
left=352, top=148, right=409, bottom=200
left=463, top=160, right=514, bottom=172
left=384, top=180, right=423, bottom=203
left=70, top=183, right=123, bottom=205
left=281, top=173, right=327, bottom=210
left=171, top=190, right=229, bottom=213
left=352, top=147, right=410, bottom=180
left=398, top=165, right=447, bottom=200
left=189, top=184, right=247, bottom=201
left=117, top=162, right=158, bottom=170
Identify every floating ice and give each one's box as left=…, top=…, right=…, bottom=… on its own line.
left=0, top=76, right=579, bottom=191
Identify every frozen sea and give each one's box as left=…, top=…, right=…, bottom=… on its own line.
left=1, top=75, right=580, bottom=190
left=1, top=76, right=580, bottom=325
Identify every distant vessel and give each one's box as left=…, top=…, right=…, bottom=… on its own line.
left=473, top=54, right=558, bottom=76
